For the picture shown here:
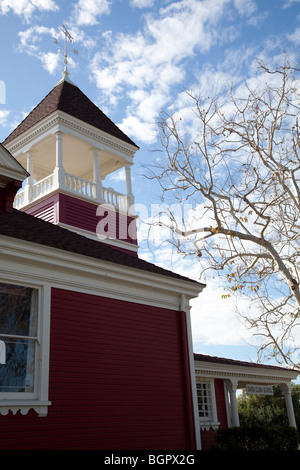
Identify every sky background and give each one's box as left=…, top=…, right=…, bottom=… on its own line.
left=0, top=0, right=300, bottom=367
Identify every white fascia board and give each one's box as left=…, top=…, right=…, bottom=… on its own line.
left=0, top=144, right=29, bottom=181
left=0, top=165, right=28, bottom=183
left=0, top=235, right=203, bottom=311
left=194, top=359, right=299, bottom=384
left=4, top=114, right=59, bottom=157
left=56, top=111, right=137, bottom=160
left=6, top=111, right=137, bottom=164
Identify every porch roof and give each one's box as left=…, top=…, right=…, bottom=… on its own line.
left=194, top=353, right=299, bottom=385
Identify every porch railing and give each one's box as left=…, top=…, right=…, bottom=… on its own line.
left=14, top=171, right=128, bottom=211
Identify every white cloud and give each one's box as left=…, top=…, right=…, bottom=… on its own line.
left=0, top=0, right=58, bottom=22
left=287, top=27, right=300, bottom=45
left=190, top=280, right=254, bottom=347
left=139, top=236, right=255, bottom=348
left=67, top=26, right=97, bottom=49
left=18, top=25, right=57, bottom=54
left=17, top=25, right=84, bottom=76
left=90, top=0, right=238, bottom=143
left=71, top=0, right=111, bottom=26
left=282, top=0, right=300, bottom=7
left=18, top=26, right=62, bottom=74
left=130, top=0, right=155, bottom=8
left=40, top=51, right=60, bottom=74
left=0, top=109, right=10, bottom=126
left=233, top=0, right=257, bottom=16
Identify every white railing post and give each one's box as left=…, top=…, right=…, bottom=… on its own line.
left=24, top=150, right=34, bottom=205
left=65, top=173, right=97, bottom=200
left=125, top=163, right=134, bottom=208
left=54, top=131, right=65, bottom=189
left=93, top=148, right=103, bottom=202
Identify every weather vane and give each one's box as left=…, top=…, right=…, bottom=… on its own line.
left=53, top=25, right=78, bottom=80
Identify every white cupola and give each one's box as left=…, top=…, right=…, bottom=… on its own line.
left=2, top=78, right=139, bottom=255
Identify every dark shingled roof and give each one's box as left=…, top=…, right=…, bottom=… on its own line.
left=0, top=209, right=202, bottom=286
left=194, top=353, right=298, bottom=373
left=3, top=79, right=138, bottom=148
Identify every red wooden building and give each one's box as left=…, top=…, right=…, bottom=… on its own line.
left=0, top=73, right=204, bottom=450
left=0, top=71, right=299, bottom=451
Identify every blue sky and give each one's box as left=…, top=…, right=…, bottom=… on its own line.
left=0, top=0, right=300, bottom=366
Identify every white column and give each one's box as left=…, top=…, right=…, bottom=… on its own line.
left=93, top=148, right=102, bottom=201
left=125, top=163, right=134, bottom=210
left=225, top=379, right=240, bottom=427
left=181, top=296, right=202, bottom=450
left=280, top=382, right=297, bottom=428
left=25, top=150, right=34, bottom=204
left=54, top=131, right=65, bottom=188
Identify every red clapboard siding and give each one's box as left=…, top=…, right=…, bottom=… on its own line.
left=59, top=193, right=138, bottom=245
left=214, top=378, right=228, bottom=428
left=23, top=193, right=138, bottom=246
left=25, top=196, right=57, bottom=223
left=0, top=288, right=194, bottom=450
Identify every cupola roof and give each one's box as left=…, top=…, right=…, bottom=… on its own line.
left=3, top=79, right=138, bottom=149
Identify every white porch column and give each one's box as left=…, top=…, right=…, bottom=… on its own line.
left=226, top=379, right=240, bottom=427
left=92, top=148, right=103, bottom=202
left=54, top=131, right=65, bottom=188
left=280, top=382, right=297, bottom=428
left=25, top=150, right=34, bottom=204
left=125, top=163, right=134, bottom=210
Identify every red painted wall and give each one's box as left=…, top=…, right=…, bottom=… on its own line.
left=200, top=379, right=228, bottom=450
left=0, top=180, right=22, bottom=213
left=25, top=194, right=57, bottom=223
left=24, top=193, right=138, bottom=250
left=0, top=288, right=195, bottom=450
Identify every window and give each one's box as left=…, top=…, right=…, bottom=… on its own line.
left=0, top=283, right=38, bottom=394
left=196, top=380, right=219, bottom=430
left=0, top=281, right=51, bottom=416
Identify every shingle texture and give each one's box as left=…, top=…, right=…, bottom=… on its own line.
left=3, top=79, right=138, bottom=148
left=0, top=208, right=201, bottom=285
left=194, top=353, right=297, bottom=372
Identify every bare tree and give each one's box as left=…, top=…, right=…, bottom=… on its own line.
left=148, top=60, right=300, bottom=368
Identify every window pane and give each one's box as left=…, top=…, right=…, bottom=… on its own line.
left=0, top=284, right=37, bottom=336
left=0, top=338, right=35, bottom=392
left=0, top=283, right=38, bottom=393
left=197, top=382, right=213, bottom=419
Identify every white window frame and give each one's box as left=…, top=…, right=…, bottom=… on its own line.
left=196, top=379, right=220, bottom=431
left=0, top=279, right=51, bottom=417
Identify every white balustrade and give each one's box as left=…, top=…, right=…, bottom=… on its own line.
left=65, top=173, right=96, bottom=199
left=102, top=187, right=127, bottom=211
left=14, top=171, right=128, bottom=211
left=33, top=173, right=54, bottom=199
left=14, top=190, right=25, bottom=209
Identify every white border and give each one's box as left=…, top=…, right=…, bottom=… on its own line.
left=0, top=278, right=51, bottom=417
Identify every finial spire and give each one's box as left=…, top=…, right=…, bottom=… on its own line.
left=53, top=25, right=78, bottom=81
